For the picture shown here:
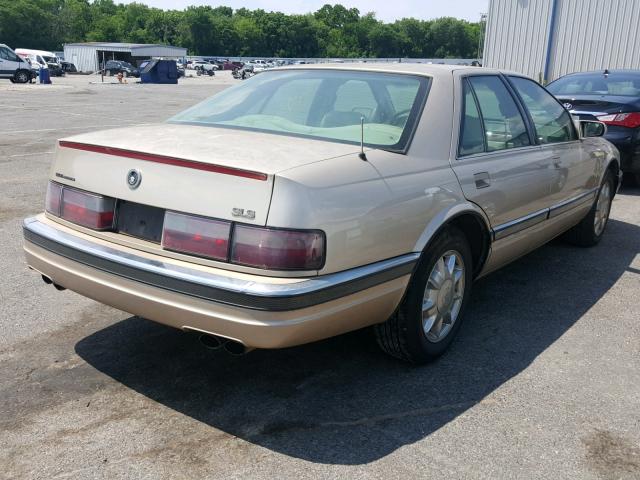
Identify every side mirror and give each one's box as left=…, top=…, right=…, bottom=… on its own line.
left=580, top=120, right=607, bottom=138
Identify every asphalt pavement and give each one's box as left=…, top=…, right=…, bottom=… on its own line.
left=1, top=73, right=639, bottom=480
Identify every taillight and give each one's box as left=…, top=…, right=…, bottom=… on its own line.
left=597, top=112, right=640, bottom=128
left=160, top=212, right=326, bottom=271
left=45, top=181, right=115, bottom=230
left=45, top=181, right=62, bottom=216
left=231, top=225, right=324, bottom=270
left=162, top=211, right=230, bottom=261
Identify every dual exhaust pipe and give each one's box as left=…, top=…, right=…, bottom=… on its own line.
left=40, top=272, right=249, bottom=356
left=199, top=333, right=251, bottom=356
left=41, top=274, right=66, bottom=291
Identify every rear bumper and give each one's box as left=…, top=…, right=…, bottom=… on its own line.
left=23, top=216, right=415, bottom=348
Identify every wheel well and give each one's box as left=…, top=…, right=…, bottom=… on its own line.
left=448, top=213, right=491, bottom=277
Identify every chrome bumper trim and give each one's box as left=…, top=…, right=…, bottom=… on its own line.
left=23, top=217, right=418, bottom=311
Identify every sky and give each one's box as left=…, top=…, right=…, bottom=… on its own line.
left=118, top=0, right=489, bottom=23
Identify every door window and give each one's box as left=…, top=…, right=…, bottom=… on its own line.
left=509, top=76, right=577, bottom=144
left=466, top=75, right=531, bottom=153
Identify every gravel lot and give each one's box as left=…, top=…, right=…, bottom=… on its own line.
left=1, top=73, right=639, bottom=480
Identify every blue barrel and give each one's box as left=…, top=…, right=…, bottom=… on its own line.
left=39, top=68, right=51, bottom=84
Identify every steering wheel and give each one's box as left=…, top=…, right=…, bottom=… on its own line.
left=391, top=109, right=412, bottom=126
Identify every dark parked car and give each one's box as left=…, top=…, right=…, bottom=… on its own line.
left=60, top=61, right=77, bottom=73
left=103, top=60, right=140, bottom=78
left=548, top=69, right=640, bottom=184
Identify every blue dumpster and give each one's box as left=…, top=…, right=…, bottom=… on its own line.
left=140, top=60, right=178, bottom=84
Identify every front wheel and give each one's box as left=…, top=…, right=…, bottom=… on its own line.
left=14, top=70, right=30, bottom=84
left=375, top=226, right=473, bottom=364
left=564, top=171, right=614, bottom=247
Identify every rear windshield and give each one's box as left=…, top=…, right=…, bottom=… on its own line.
left=169, top=69, right=430, bottom=152
left=548, top=73, right=640, bottom=96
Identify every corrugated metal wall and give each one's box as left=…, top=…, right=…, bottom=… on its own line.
left=550, top=0, right=640, bottom=79
left=483, top=0, right=552, bottom=81
left=484, top=0, right=640, bottom=82
left=64, top=45, right=132, bottom=73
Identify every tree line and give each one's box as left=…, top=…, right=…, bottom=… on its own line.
left=0, top=0, right=482, bottom=58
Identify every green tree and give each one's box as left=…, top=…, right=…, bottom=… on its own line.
left=0, top=1, right=481, bottom=59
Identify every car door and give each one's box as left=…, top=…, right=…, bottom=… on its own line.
left=0, top=46, right=20, bottom=78
left=451, top=73, right=555, bottom=240
left=506, top=76, right=597, bottom=214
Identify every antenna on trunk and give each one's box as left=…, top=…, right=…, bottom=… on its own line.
left=359, top=117, right=367, bottom=161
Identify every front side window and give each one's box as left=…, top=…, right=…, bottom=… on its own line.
left=0, top=47, right=20, bottom=62
left=169, top=70, right=430, bottom=152
left=509, top=76, right=576, bottom=144
left=463, top=75, right=531, bottom=153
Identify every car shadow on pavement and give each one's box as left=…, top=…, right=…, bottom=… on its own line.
left=75, top=217, right=639, bottom=465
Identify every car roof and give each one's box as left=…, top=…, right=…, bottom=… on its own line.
left=558, top=69, right=640, bottom=77
left=275, top=63, right=522, bottom=79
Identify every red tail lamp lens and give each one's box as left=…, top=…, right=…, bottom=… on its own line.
left=597, top=112, right=640, bottom=128
left=231, top=225, right=325, bottom=270
left=162, top=211, right=231, bottom=261
left=60, top=188, right=115, bottom=230
left=45, top=181, right=63, bottom=216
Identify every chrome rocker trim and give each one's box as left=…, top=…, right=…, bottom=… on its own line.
left=23, top=217, right=419, bottom=312
left=493, top=187, right=598, bottom=240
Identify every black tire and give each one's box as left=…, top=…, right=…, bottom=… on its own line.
left=564, top=171, right=615, bottom=247
left=374, top=226, right=473, bottom=364
left=635, top=173, right=640, bottom=187
left=14, top=70, right=30, bottom=84
left=107, top=70, right=113, bottom=77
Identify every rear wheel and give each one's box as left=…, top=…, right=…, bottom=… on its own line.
left=564, top=171, right=614, bottom=247
left=14, top=70, right=29, bottom=84
left=375, top=226, right=473, bottom=364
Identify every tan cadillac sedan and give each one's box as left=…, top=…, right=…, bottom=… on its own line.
left=23, top=65, right=621, bottom=363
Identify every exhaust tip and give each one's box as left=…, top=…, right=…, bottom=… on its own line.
left=53, top=283, right=66, bottom=291
left=199, top=333, right=226, bottom=350
left=224, top=340, right=248, bottom=356
left=41, top=274, right=53, bottom=285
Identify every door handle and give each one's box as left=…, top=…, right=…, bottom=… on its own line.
left=551, top=155, right=561, bottom=168
left=473, top=172, right=491, bottom=189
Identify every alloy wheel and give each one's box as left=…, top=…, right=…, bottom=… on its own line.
left=594, top=181, right=612, bottom=236
left=421, top=250, right=465, bottom=343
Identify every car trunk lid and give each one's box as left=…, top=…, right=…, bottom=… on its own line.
left=52, top=123, right=359, bottom=228
left=555, top=94, right=639, bottom=119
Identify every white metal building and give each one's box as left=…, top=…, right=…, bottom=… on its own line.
left=483, top=0, right=640, bottom=83
left=63, top=43, right=187, bottom=73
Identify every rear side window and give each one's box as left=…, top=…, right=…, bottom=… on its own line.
left=509, top=76, right=577, bottom=144
left=459, top=80, right=485, bottom=156
left=460, top=75, right=530, bottom=155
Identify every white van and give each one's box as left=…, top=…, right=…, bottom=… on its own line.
left=0, top=44, right=35, bottom=83
left=18, top=48, right=66, bottom=75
